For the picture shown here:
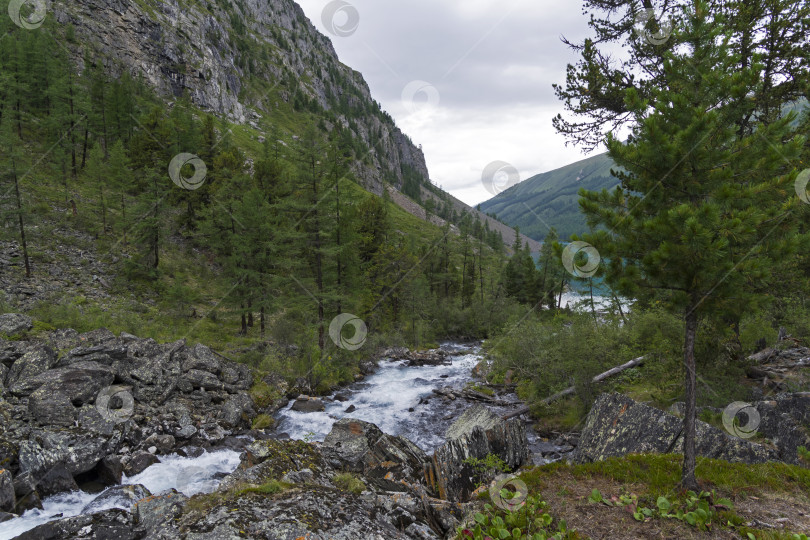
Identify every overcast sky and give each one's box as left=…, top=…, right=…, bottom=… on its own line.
left=295, top=0, right=602, bottom=206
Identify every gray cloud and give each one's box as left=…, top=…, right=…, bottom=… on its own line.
left=297, top=0, right=601, bottom=205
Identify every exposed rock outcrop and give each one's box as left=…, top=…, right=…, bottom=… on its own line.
left=429, top=404, right=529, bottom=502
left=322, top=418, right=430, bottom=492
left=49, top=0, right=429, bottom=195
left=0, top=323, right=259, bottom=516
left=575, top=393, right=789, bottom=465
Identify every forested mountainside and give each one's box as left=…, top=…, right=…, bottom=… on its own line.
left=51, top=0, right=427, bottom=194
left=0, top=0, right=545, bottom=388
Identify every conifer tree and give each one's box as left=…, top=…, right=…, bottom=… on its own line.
left=575, top=2, right=805, bottom=489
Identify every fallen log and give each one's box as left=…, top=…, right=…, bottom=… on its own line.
left=502, top=356, right=645, bottom=420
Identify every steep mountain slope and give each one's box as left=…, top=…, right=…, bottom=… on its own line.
left=49, top=0, right=539, bottom=252
left=52, top=0, right=426, bottom=195
left=479, top=153, right=619, bottom=241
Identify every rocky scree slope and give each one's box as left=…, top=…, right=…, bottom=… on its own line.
left=51, top=0, right=428, bottom=195
left=0, top=313, right=258, bottom=518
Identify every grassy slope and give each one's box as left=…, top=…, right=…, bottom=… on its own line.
left=491, top=454, right=810, bottom=539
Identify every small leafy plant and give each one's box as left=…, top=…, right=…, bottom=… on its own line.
left=457, top=492, right=573, bottom=540
left=798, top=446, right=810, bottom=465
left=589, top=488, right=732, bottom=531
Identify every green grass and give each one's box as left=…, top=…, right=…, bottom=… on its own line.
left=522, top=454, right=810, bottom=498
left=236, top=479, right=288, bottom=496
left=332, top=473, right=365, bottom=495
left=251, top=414, right=275, bottom=430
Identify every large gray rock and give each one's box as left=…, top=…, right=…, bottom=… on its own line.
left=0, top=468, right=14, bottom=513
left=0, top=313, right=32, bottom=336
left=28, top=389, right=77, bottom=427
left=12, top=508, right=138, bottom=540
left=219, top=393, right=255, bottom=429
left=80, top=483, right=151, bottom=514
left=290, top=395, right=325, bottom=412
left=133, top=488, right=187, bottom=538
left=575, top=393, right=780, bottom=464
left=429, top=405, right=529, bottom=502
left=182, top=343, right=222, bottom=374
left=13, top=361, right=116, bottom=400
left=6, top=346, right=57, bottom=393
left=18, top=428, right=122, bottom=479
left=323, top=418, right=429, bottom=492
left=37, top=464, right=79, bottom=497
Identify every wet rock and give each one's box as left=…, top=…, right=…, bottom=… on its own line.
left=0, top=313, right=32, bottom=336
left=322, top=418, right=429, bottom=492
left=345, top=404, right=357, bottom=413
left=0, top=468, right=14, bottom=512
left=38, top=464, right=79, bottom=497
left=291, top=395, right=325, bottom=412
left=575, top=393, right=780, bottom=464
left=133, top=489, right=187, bottom=537
left=96, top=455, right=123, bottom=485
left=0, top=511, right=14, bottom=523
left=12, top=508, right=138, bottom=540
left=80, top=484, right=151, bottom=514
left=124, top=452, right=160, bottom=476
left=14, top=491, right=42, bottom=513
left=429, top=404, right=529, bottom=502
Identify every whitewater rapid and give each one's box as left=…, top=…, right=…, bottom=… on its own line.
left=0, top=449, right=241, bottom=540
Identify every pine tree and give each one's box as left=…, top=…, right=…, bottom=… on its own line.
left=576, top=3, right=805, bottom=490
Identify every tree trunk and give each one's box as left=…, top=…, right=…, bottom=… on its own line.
left=260, top=306, right=265, bottom=338
left=681, top=306, right=699, bottom=492
left=11, top=157, right=31, bottom=279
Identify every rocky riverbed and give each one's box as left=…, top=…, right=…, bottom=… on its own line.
left=0, top=317, right=553, bottom=538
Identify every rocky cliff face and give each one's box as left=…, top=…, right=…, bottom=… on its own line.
left=51, top=0, right=429, bottom=194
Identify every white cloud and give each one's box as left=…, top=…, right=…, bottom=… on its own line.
left=296, top=0, right=603, bottom=206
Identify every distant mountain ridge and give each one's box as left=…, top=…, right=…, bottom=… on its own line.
left=479, top=153, right=619, bottom=241
left=480, top=98, right=808, bottom=242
